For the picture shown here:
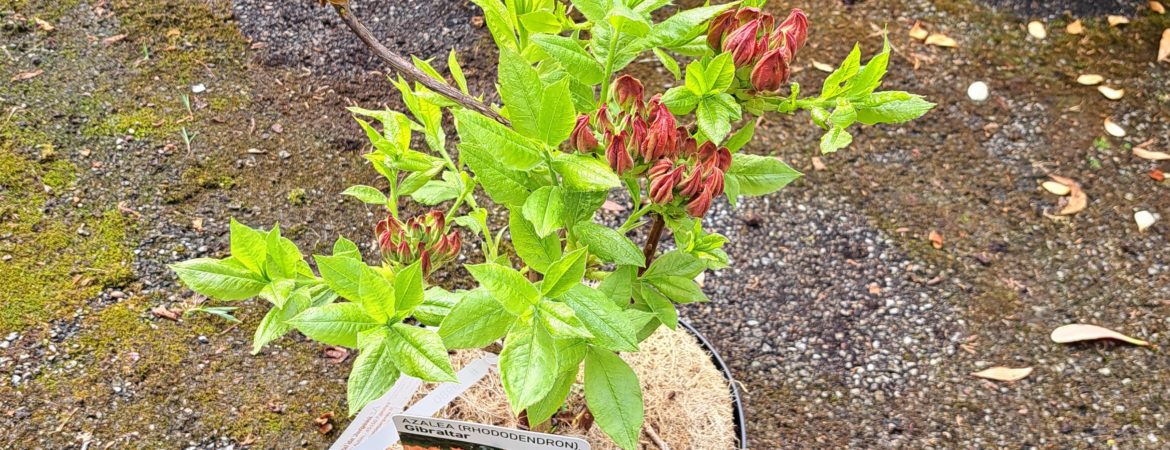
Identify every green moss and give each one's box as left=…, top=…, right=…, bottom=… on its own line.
left=287, top=188, right=308, bottom=206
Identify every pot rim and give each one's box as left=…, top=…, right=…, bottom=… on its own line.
left=678, top=318, right=748, bottom=449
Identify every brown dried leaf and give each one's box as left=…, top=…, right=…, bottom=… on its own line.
left=102, top=34, right=127, bottom=45
left=1107, top=15, right=1130, bottom=27
left=971, top=366, right=1033, bottom=382
left=151, top=306, right=180, bottom=321
left=1151, top=168, right=1166, bottom=181
left=1051, top=324, right=1150, bottom=346
left=1066, top=20, right=1084, bottom=35
left=909, top=21, right=929, bottom=40
left=924, top=33, right=957, bottom=47
left=34, top=17, right=54, bottom=31
left=1159, top=29, right=1170, bottom=62
left=314, top=412, right=335, bottom=434
left=191, top=217, right=204, bottom=232
left=1153, top=1, right=1167, bottom=14
left=1097, top=86, right=1124, bottom=100
left=601, top=200, right=626, bottom=213
left=1133, top=147, right=1170, bottom=160
left=1103, top=118, right=1126, bottom=137
left=928, top=230, right=944, bottom=249
left=11, top=70, right=43, bottom=82
left=811, top=156, right=827, bottom=171
left=1041, top=181, right=1071, bottom=196
left=812, top=60, right=835, bottom=72
left=1027, top=21, right=1047, bottom=39
left=323, top=346, right=349, bottom=363
left=1075, top=74, right=1104, bottom=85
left=1049, top=175, right=1087, bottom=215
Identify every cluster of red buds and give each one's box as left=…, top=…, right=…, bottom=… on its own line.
left=375, top=210, right=460, bottom=275
left=647, top=141, right=731, bottom=217
left=707, top=8, right=809, bottom=92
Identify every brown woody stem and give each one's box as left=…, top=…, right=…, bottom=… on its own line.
left=330, top=3, right=509, bottom=125
left=639, top=213, right=665, bottom=276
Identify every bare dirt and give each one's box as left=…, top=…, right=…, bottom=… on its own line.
left=1, top=0, right=1168, bottom=448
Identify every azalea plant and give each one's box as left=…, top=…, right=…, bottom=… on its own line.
left=171, top=0, right=932, bottom=448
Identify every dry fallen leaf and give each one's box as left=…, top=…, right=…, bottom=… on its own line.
left=1097, top=86, right=1125, bottom=100
left=925, top=33, right=957, bottom=47
left=1133, top=147, right=1170, bottom=160
left=1154, top=1, right=1167, bottom=14
left=1066, top=20, right=1084, bottom=35
left=1041, top=180, right=1071, bottom=196
left=812, top=60, right=835, bottom=72
left=811, top=156, right=827, bottom=171
left=151, top=306, right=180, bottom=321
left=1135, top=210, right=1156, bottom=231
left=1027, top=21, right=1047, bottom=39
left=909, top=21, right=929, bottom=40
left=34, top=17, right=55, bottom=31
left=1151, top=168, right=1166, bottom=181
left=1107, top=15, right=1130, bottom=26
left=102, top=34, right=127, bottom=45
left=1075, top=74, right=1104, bottom=85
left=971, top=366, right=1033, bottom=382
left=601, top=200, right=626, bottom=213
left=323, top=346, right=349, bottom=363
left=191, top=217, right=204, bottom=232
left=694, top=272, right=706, bottom=288
left=1049, top=175, right=1087, bottom=215
left=1051, top=324, right=1150, bottom=346
left=928, top=230, right=944, bottom=249
left=314, top=412, right=335, bottom=434
left=11, top=70, right=43, bottom=82
left=1104, top=118, right=1126, bottom=137
left=1159, top=29, right=1170, bottom=62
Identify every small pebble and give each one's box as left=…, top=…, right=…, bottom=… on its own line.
left=967, top=81, right=989, bottom=102
left=191, top=83, right=206, bottom=93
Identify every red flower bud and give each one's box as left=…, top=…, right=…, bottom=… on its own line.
left=630, top=116, right=648, bottom=160
left=679, top=135, right=697, bottom=158
left=750, top=47, right=790, bottom=92
left=643, top=104, right=678, bottom=160
left=596, top=105, right=614, bottom=133
left=648, top=162, right=683, bottom=204
left=686, top=189, right=713, bottom=217
left=707, top=9, right=738, bottom=51
left=697, top=141, right=718, bottom=162
left=777, top=9, right=808, bottom=53
left=705, top=167, right=726, bottom=197
left=570, top=114, right=599, bottom=152
left=734, top=7, right=761, bottom=25
left=715, top=147, right=732, bottom=172
left=648, top=158, right=674, bottom=180
left=722, top=19, right=763, bottom=67
left=679, top=166, right=705, bottom=197
left=612, top=74, right=644, bottom=111
left=606, top=132, right=634, bottom=175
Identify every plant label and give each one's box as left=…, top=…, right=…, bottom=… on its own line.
left=394, top=414, right=592, bottom=450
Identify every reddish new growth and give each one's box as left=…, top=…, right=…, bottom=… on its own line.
left=375, top=210, right=461, bottom=275
left=709, top=8, right=809, bottom=92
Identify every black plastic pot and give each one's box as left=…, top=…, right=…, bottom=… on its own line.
left=678, top=318, right=748, bottom=449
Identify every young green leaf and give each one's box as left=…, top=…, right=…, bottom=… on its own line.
left=385, top=323, right=457, bottom=382
left=652, top=48, right=681, bottom=80
left=229, top=218, right=268, bottom=276
left=536, top=77, right=576, bottom=146
left=415, top=287, right=461, bottom=326
left=341, top=185, right=388, bottom=205
left=530, top=34, right=605, bottom=84
left=598, top=265, right=636, bottom=306
left=448, top=49, right=469, bottom=95
left=439, top=289, right=515, bottom=349
left=509, top=209, right=563, bottom=273
left=856, top=91, right=936, bottom=125
left=459, top=140, right=534, bottom=207
left=820, top=126, right=853, bottom=154
left=258, top=278, right=296, bottom=309
left=525, top=367, right=576, bottom=426
left=252, top=286, right=312, bottom=354
left=314, top=254, right=394, bottom=323
left=643, top=276, right=708, bottom=304
left=642, top=250, right=705, bottom=279
left=552, top=154, right=621, bottom=191
left=453, top=108, right=545, bottom=171
left=537, top=299, right=593, bottom=338
left=702, top=53, right=736, bottom=93
left=570, top=0, right=609, bottom=24
left=645, top=3, right=735, bottom=48
left=821, top=43, right=862, bottom=99
left=541, top=247, right=588, bottom=297
left=265, top=225, right=308, bottom=280
left=498, top=46, right=546, bottom=140
left=411, top=178, right=460, bottom=205
left=287, top=302, right=381, bottom=349
left=465, top=263, right=541, bottom=315
left=724, top=119, right=757, bottom=153
left=523, top=186, right=566, bottom=238
left=332, top=236, right=362, bottom=260
left=724, top=154, right=803, bottom=196
left=696, top=93, right=740, bottom=144
left=634, top=283, right=678, bottom=329
left=346, top=327, right=402, bottom=415
left=394, top=261, right=425, bottom=313
left=560, top=284, right=639, bottom=351
left=171, top=257, right=267, bottom=301
left=584, top=347, right=644, bottom=450
left=469, top=0, right=517, bottom=51
left=661, top=86, right=700, bottom=115
left=499, top=319, right=558, bottom=413
left=571, top=222, right=644, bottom=267
left=845, top=36, right=890, bottom=97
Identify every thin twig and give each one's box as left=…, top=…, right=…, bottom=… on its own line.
left=328, top=2, right=508, bottom=125
left=644, top=423, right=671, bottom=450
left=638, top=213, right=666, bottom=276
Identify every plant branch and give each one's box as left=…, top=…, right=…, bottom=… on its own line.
left=638, top=213, right=666, bottom=276
left=329, top=2, right=508, bottom=125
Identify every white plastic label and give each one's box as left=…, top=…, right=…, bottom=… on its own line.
left=394, top=415, right=591, bottom=450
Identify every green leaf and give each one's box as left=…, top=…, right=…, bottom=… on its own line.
left=453, top=108, right=544, bottom=171
left=415, top=287, right=461, bottom=326
left=607, top=4, right=651, bottom=37
left=585, top=347, right=644, bottom=450
left=560, top=284, right=639, bottom=352
left=448, top=49, right=469, bottom=95
left=465, top=263, right=541, bottom=316
left=411, top=179, right=460, bottom=205
left=537, top=299, right=593, bottom=339
left=264, top=225, right=308, bottom=280
left=171, top=257, right=267, bottom=301
left=560, top=189, right=607, bottom=226
left=288, top=302, right=380, bottom=348
left=652, top=48, right=680, bottom=80
left=645, top=3, right=735, bottom=48
left=522, top=186, right=566, bottom=238
left=821, top=43, right=862, bottom=99
left=525, top=367, right=576, bottom=425
left=642, top=250, right=705, bottom=279
left=346, top=327, right=401, bottom=415
left=385, top=323, right=457, bottom=382
left=644, top=276, right=708, bottom=304
left=703, top=53, right=736, bottom=93
left=341, top=185, right=387, bottom=205
left=828, top=100, right=857, bottom=129
left=571, top=0, right=609, bottom=23
left=635, top=283, right=677, bottom=329
left=541, top=247, right=587, bottom=297
left=500, top=319, right=558, bottom=413
left=519, top=10, right=561, bottom=34
left=845, top=36, right=890, bottom=97
left=314, top=254, right=394, bottom=323
left=592, top=22, right=643, bottom=73
left=469, top=0, right=517, bottom=51
left=460, top=140, right=533, bottom=207
left=725, top=154, right=803, bottom=196
left=725, top=120, right=756, bottom=153
left=252, top=286, right=312, bottom=354
left=696, top=93, right=740, bottom=145
left=552, top=154, right=621, bottom=191
left=498, top=46, right=545, bottom=140
left=229, top=218, right=267, bottom=276
left=598, top=265, right=636, bottom=306
left=258, top=278, right=296, bottom=309
left=509, top=210, right=562, bottom=273
left=536, top=77, right=576, bottom=146
left=820, top=126, right=853, bottom=154
left=856, top=91, right=935, bottom=125
left=394, top=261, right=425, bottom=313
left=439, top=289, right=515, bottom=349
left=530, top=34, right=605, bottom=85
left=332, top=237, right=362, bottom=260
left=661, top=86, right=700, bottom=115
left=571, top=222, right=644, bottom=267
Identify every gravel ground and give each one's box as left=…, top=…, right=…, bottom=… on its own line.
left=2, top=0, right=1168, bottom=448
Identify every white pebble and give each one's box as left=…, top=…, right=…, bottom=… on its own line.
left=191, top=84, right=207, bottom=94
left=967, top=81, right=989, bottom=102
left=1135, top=210, right=1156, bottom=232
